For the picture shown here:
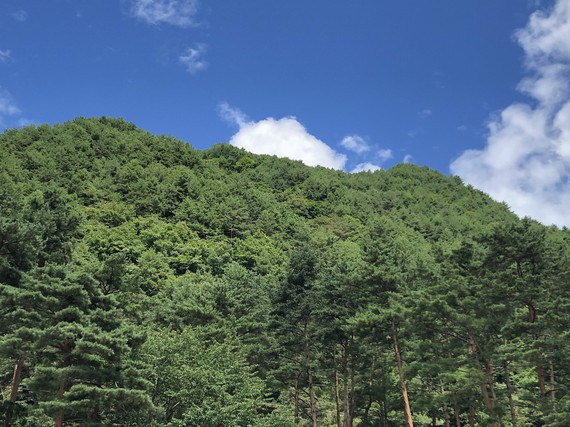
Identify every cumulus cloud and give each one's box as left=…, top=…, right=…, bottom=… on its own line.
left=341, top=134, right=370, bottom=154
left=0, top=50, right=11, bottom=62
left=451, top=0, right=570, bottom=227
left=351, top=162, right=382, bottom=173
left=130, top=0, right=199, bottom=27
left=179, top=44, right=207, bottom=74
left=221, top=103, right=347, bottom=170
left=403, top=154, right=413, bottom=164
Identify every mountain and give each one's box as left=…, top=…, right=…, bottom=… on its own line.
left=1, top=117, right=568, bottom=426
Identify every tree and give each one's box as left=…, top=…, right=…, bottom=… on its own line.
left=1, top=264, right=153, bottom=426
left=272, top=244, right=321, bottom=426
left=357, top=216, right=437, bottom=427
left=142, top=326, right=266, bottom=427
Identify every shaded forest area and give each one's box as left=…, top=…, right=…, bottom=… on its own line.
left=1, top=117, right=569, bottom=426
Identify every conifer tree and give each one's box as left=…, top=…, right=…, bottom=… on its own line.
left=2, top=264, right=153, bottom=426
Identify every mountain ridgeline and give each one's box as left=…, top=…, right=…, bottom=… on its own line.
left=0, top=117, right=568, bottom=426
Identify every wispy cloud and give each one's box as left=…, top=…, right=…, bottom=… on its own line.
left=0, top=87, right=34, bottom=129
left=130, top=0, right=199, bottom=27
left=0, top=50, right=11, bottom=62
left=377, top=148, right=393, bottom=162
left=351, top=162, right=382, bottom=173
left=419, top=108, right=432, bottom=119
left=16, top=118, right=35, bottom=127
left=432, top=70, right=445, bottom=89
left=11, top=10, right=28, bottom=22
left=451, top=0, right=570, bottom=227
left=341, top=134, right=370, bottom=154
left=179, top=44, right=207, bottom=74
left=343, top=139, right=392, bottom=172
left=220, top=103, right=347, bottom=170
left=403, top=154, right=413, bottom=164
left=219, top=102, right=249, bottom=127
left=0, top=87, right=23, bottom=128
left=0, top=87, right=21, bottom=117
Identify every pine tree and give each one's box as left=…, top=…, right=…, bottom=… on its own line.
left=3, top=264, right=153, bottom=426
left=272, top=244, right=320, bottom=426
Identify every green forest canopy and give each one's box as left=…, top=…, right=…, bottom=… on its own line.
left=0, top=117, right=569, bottom=426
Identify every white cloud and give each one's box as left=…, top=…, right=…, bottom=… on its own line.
left=351, top=162, right=382, bottom=173
left=403, top=154, right=413, bottom=164
left=456, top=124, right=468, bottom=132
left=0, top=50, right=11, bottom=62
left=0, top=87, right=22, bottom=128
left=17, top=118, right=35, bottom=127
left=0, top=87, right=21, bottom=117
left=419, top=109, right=432, bottom=119
left=11, top=10, right=28, bottom=22
left=219, top=102, right=249, bottom=127
left=377, top=148, right=393, bottom=162
left=179, top=44, right=207, bottom=74
left=341, top=134, right=370, bottom=154
left=221, top=103, right=347, bottom=170
left=451, top=0, right=570, bottom=227
left=130, top=0, right=199, bottom=27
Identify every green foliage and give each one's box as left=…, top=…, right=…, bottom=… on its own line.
left=142, top=327, right=266, bottom=427
left=1, top=118, right=568, bottom=426
left=1, top=264, right=153, bottom=425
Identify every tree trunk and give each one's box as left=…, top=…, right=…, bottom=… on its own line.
left=480, top=360, right=498, bottom=427
left=392, top=322, right=413, bottom=427
left=54, top=340, right=73, bottom=427
left=439, top=381, right=450, bottom=427
left=468, top=405, right=476, bottom=426
left=466, top=323, right=497, bottom=425
left=452, top=392, right=461, bottom=427
left=304, top=320, right=318, bottom=427
left=484, top=360, right=499, bottom=426
left=382, top=400, right=389, bottom=427
left=333, top=346, right=341, bottom=427
left=294, top=372, right=300, bottom=425
left=342, top=344, right=350, bottom=427
left=484, top=361, right=497, bottom=409
left=308, top=365, right=318, bottom=427
left=4, top=355, right=24, bottom=427
left=535, top=351, right=547, bottom=400
left=443, top=403, right=451, bottom=427
left=363, top=355, right=376, bottom=427
left=504, top=361, right=517, bottom=427
left=524, top=284, right=547, bottom=402
left=548, top=357, right=556, bottom=406
left=479, top=381, right=492, bottom=414
left=349, top=364, right=356, bottom=427
left=9, top=355, right=24, bottom=403
left=54, top=412, right=64, bottom=427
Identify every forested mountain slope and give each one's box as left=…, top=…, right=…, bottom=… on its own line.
left=1, top=117, right=569, bottom=426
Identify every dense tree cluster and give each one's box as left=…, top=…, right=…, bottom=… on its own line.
left=0, top=117, right=568, bottom=426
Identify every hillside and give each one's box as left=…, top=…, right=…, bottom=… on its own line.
left=1, top=117, right=569, bottom=426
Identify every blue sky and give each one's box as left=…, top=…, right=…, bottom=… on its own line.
left=1, top=0, right=570, bottom=227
